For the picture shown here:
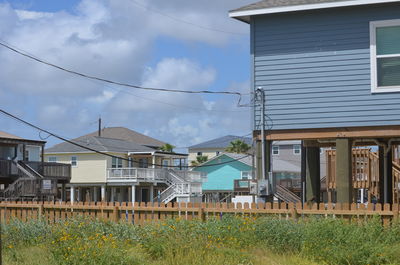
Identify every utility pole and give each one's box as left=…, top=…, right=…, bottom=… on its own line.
left=98, top=116, right=102, bottom=137
left=256, top=88, right=268, bottom=193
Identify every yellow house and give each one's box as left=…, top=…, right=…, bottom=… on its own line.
left=45, top=127, right=204, bottom=203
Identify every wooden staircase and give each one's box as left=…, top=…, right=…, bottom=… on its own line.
left=275, top=185, right=301, bottom=203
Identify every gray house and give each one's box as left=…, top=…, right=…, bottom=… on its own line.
left=230, top=0, right=400, bottom=204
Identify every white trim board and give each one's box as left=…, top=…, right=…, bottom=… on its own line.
left=229, top=0, right=400, bottom=21
left=370, top=19, right=400, bottom=93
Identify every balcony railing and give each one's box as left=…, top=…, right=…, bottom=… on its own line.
left=107, top=167, right=206, bottom=184
left=0, top=160, right=71, bottom=180
left=107, top=167, right=168, bottom=182
left=234, top=179, right=251, bottom=192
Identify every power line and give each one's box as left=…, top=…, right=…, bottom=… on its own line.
left=0, top=40, right=244, bottom=105
left=0, top=108, right=250, bottom=169
left=0, top=39, right=251, bottom=112
left=90, top=80, right=250, bottom=113
left=129, top=0, right=247, bottom=36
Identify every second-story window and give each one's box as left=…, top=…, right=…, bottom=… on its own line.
left=272, top=146, right=279, bottom=155
left=71, top=156, right=77, bottom=167
left=48, top=156, right=57, bottom=163
left=112, top=157, right=123, bottom=168
left=293, top=145, right=301, bottom=155
left=371, top=19, right=400, bottom=92
left=139, top=158, right=148, bottom=168
left=197, top=152, right=202, bottom=156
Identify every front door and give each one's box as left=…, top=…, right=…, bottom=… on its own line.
left=141, top=188, right=149, bottom=202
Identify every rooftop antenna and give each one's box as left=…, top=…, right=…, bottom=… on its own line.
left=98, top=116, right=102, bottom=137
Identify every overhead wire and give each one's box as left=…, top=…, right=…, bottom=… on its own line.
left=0, top=40, right=245, bottom=107
left=0, top=109, right=250, bottom=169
left=128, top=0, right=247, bottom=36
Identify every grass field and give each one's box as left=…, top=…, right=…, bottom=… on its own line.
left=2, top=215, right=400, bottom=265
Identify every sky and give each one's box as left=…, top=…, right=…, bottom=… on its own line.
left=0, top=0, right=253, bottom=151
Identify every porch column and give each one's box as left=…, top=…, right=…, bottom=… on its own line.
left=41, top=144, right=45, bottom=163
left=70, top=185, right=75, bottom=205
left=101, top=185, right=106, bottom=202
left=93, top=187, right=98, bottom=202
left=336, top=138, right=353, bottom=204
left=111, top=187, right=115, bottom=202
left=22, top=144, right=26, bottom=161
left=152, top=156, right=156, bottom=169
left=131, top=185, right=136, bottom=204
left=61, top=183, right=66, bottom=201
left=379, top=144, right=393, bottom=204
left=305, top=141, right=320, bottom=203
left=149, top=184, right=154, bottom=203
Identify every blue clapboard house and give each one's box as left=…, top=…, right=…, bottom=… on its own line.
left=193, top=153, right=254, bottom=202
left=230, top=0, right=400, bottom=204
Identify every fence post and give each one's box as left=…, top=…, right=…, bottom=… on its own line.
left=38, top=204, right=44, bottom=221
left=198, top=205, right=205, bottom=222
left=393, top=204, right=399, bottom=223
left=113, top=205, right=120, bottom=222
left=289, top=203, right=298, bottom=220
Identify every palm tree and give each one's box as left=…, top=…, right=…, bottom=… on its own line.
left=191, top=155, right=208, bottom=166
left=160, top=143, right=175, bottom=153
left=225, top=140, right=250, bottom=154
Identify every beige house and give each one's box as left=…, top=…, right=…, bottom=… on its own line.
left=45, top=127, right=205, bottom=203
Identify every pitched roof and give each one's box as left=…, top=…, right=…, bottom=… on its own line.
left=194, top=153, right=253, bottom=168
left=230, top=0, right=399, bottom=22
left=45, top=136, right=155, bottom=154
left=83, top=127, right=165, bottom=148
left=0, top=131, right=46, bottom=145
left=189, top=135, right=252, bottom=149
left=273, top=158, right=300, bottom=172
left=231, top=0, right=345, bottom=12
left=193, top=153, right=300, bottom=172
left=0, top=131, right=23, bottom=140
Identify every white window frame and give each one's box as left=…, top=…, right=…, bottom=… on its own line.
left=272, top=146, right=279, bottom=155
left=48, top=156, right=57, bottom=163
left=293, top=145, right=301, bottom=155
left=71, top=156, right=78, bottom=167
left=241, top=171, right=252, bottom=180
left=370, top=19, right=400, bottom=93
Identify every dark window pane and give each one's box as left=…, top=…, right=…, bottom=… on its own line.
left=377, top=57, right=400, bottom=87
left=377, top=26, right=400, bottom=55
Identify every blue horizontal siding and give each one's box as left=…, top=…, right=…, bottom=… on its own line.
left=252, top=3, right=400, bottom=131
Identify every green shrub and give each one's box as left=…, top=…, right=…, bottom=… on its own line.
left=3, top=215, right=400, bottom=265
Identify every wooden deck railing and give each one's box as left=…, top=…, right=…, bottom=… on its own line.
left=0, top=201, right=398, bottom=225
left=327, top=148, right=400, bottom=203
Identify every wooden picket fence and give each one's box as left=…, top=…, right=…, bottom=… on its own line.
left=0, top=201, right=399, bottom=226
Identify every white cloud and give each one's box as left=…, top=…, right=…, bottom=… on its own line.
left=0, top=0, right=253, bottom=147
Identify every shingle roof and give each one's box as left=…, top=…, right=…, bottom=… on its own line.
left=273, top=158, right=300, bottom=172
left=0, top=131, right=23, bottom=140
left=83, top=127, right=165, bottom=148
left=189, top=135, right=252, bottom=149
left=230, top=0, right=399, bottom=22
left=45, top=136, right=155, bottom=154
left=230, top=0, right=347, bottom=12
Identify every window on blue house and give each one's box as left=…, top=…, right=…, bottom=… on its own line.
left=371, top=19, right=400, bottom=92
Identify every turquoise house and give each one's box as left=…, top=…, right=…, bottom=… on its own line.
left=193, top=153, right=253, bottom=192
